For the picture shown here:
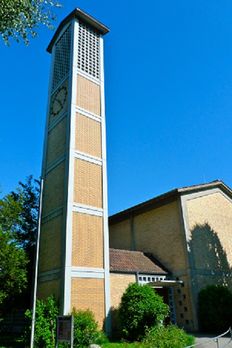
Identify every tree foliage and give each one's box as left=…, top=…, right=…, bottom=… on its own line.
left=119, top=283, right=169, bottom=341
left=0, top=0, right=60, bottom=45
left=143, top=325, right=195, bottom=348
left=0, top=176, right=40, bottom=309
left=25, top=296, right=58, bottom=347
left=0, top=227, right=28, bottom=305
left=0, top=189, right=27, bottom=305
left=198, top=285, right=232, bottom=333
left=71, top=309, right=108, bottom=347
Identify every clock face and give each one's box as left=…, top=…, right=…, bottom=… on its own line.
left=50, top=86, right=68, bottom=117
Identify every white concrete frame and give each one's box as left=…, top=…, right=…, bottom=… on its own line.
left=100, top=35, right=111, bottom=332
left=38, top=16, right=111, bottom=327
left=63, top=18, right=79, bottom=314
left=61, top=19, right=111, bottom=324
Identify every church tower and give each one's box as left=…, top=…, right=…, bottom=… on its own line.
left=37, top=9, right=110, bottom=328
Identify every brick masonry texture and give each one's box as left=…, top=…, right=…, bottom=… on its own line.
left=76, top=75, right=101, bottom=115
left=110, top=273, right=136, bottom=309
left=39, top=214, right=63, bottom=272
left=73, top=159, right=103, bottom=208
left=186, top=192, right=232, bottom=267
left=72, top=212, right=103, bottom=268
left=46, top=117, right=67, bottom=165
left=110, top=219, right=131, bottom=250
left=42, top=161, right=65, bottom=215
left=71, top=278, right=105, bottom=327
left=185, top=191, right=232, bottom=327
left=75, top=113, right=102, bottom=158
left=37, top=279, right=60, bottom=301
left=109, top=200, right=194, bottom=330
left=110, top=201, right=188, bottom=273
left=134, top=201, right=188, bottom=272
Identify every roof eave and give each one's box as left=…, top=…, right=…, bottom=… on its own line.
left=109, top=180, right=232, bottom=224
left=47, top=8, right=109, bottom=53
left=178, top=180, right=232, bottom=197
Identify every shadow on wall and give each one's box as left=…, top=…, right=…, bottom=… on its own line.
left=188, top=222, right=232, bottom=291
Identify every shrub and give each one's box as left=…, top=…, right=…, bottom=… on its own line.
left=24, top=295, right=58, bottom=347
left=119, top=283, right=169, bottom=341
left=143, top=325, right=195, bottom=348
left=198, top=285, right=232, bottom=333
left=72, top=309, right=108, bottom=347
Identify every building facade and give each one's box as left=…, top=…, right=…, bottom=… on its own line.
left=37, top=9, right=110, bottom=329
left=109, top=181, right=232, bottom=331
left=36, top=9, right=232, bottom=334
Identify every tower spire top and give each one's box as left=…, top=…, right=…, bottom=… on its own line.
left=47, top=8, right=109, bottom=53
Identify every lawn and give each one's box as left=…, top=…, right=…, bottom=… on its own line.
left=102, top=343, right=148, bottom=347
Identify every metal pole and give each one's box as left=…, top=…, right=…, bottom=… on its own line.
left=30, top=178, right=44, bottom=348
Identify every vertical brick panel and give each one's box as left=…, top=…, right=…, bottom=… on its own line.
left=71, top=278, right=105, bottom=327
left=72, top=213, right=103, bottom=268
left=74, top=159, right=102, bottom=208
left=75, top=113, right=102, bottom=158
left=76, top=75, right=101, bottom=115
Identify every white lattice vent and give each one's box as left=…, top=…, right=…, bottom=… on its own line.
left=77, top=21, right=100, bottom=79
left=52, top=25, right=71, bottom=91
left=138, top=275, right=166, bottom=285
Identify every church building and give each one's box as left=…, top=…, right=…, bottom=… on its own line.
left=36, top=8, right=232, bottom=333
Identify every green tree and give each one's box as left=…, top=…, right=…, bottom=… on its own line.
left=198, top=285, right=232, bottom=333
left=14, top=176, right=40, bottom=304
left=0, top=176, right=40, bottom=310
left=119, top=283, right=169, bottom=341
left=0, top=0, right=60, bottom=45
left=25, top=296, right=58, bottom=347
left=71, top=309, right=108, bottom=347
left=0, top=191, right=28, bottom=305
left=143, top=325, right=195, bottom=348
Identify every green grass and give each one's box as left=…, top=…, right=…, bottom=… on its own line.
left=102, top=343, right=148, bottom=347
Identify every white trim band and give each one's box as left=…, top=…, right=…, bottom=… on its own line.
left=73, top=203, right=103, bottom=217
left=77, top=69, right=100, bottom=85
left=46, top=155, right=66, bottom=174
left=74, top=151, right=102, bottom=166
left=71, top=267, right=105, bottom=279
left=76, top=106, right=101, bottom=122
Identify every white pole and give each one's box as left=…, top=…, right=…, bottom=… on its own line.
left=30, top=178, right=44, bottom=348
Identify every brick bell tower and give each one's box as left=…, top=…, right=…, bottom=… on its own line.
left=37, top=9, right=110, bottom=328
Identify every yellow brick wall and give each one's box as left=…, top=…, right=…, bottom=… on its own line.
left=184, top=191, right=232, bottom=329
left=37, top=279, right=60, bottom=301
left=134, top=202, right=188, bottom=272
left=72, top=213, right=103, bottom=268
left=173, top=275, right=195, bottom=330
left=186, top=192, right=232, bottom=268
left=71, top=278, right=105, bottom=327
left=133, top=202, right=194, bottom=329
left=75, top=113, right=102, bottom=158
left=39, top=214, right=63, bottom=272
left=76, top=75, right=101, bottom=115
left=46, top=117, right=66, bottom=165
left=109, top=219, right=131, bottom=250
left=42, top=162, right=65, bottom=216
left=109, top=201, right=196, bottom=330
left=73, top=159, right=102, bottom=208
left=110, top=273, right=136, bottom=309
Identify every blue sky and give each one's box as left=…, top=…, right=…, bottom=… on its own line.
left=1, top=0, right=232, bottom=214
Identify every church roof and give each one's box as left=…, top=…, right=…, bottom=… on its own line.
left=47, top=8, right=109, bottom=53
left=109, top=248, right=169, bottom=275
left=109, top=180, right=232, bottom=224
